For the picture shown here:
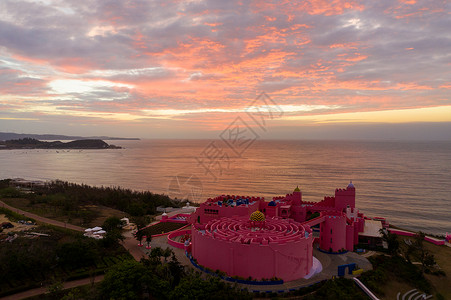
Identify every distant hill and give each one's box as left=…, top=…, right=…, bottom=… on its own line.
left=0, top=138, right=121, bottom=149
left=0, top=132, right=140, bottom=141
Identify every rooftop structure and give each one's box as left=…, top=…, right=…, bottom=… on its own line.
left=187, top=182, right=369, bottom=282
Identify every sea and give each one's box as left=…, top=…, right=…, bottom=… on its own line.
left=1, top=139, right=450, bottom=236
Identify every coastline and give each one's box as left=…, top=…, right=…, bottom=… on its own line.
left=1, top=182, right=451, bottom=299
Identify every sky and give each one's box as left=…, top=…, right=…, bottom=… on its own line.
left=0, top=0, right=450, bottom=140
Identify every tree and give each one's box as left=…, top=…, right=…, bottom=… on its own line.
left=414, top=233, right=436, bottom=272
left=423, top=252, right=436, bottom=269
left=57, top=239, right=97, bottom=270
left=132, top=216, right=149, bottom=231
left=171, top=270, right=251, bottom=300
left=379, top=228, right=399, bottom=255
left=102, top=216, right=125, bottom=232
left=136, top=230, right=144, bottom=246
left=406, top=232, right=436, bottom=273
left=102, top=229, right=125, bottom=248
left=101, top=217, right=125, bottom=247
left=101, top=260, right=149, bottom=300
left=150, top=246, right=163, bottom=260
left=162, top=247, right=172, bottom=262
left=47, top=279, right=63, bottom=296
left=145, top=235, right=152, bottom=249
left=102, top=258, right=173, bottom=299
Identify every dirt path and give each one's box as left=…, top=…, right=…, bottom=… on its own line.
left=0, top=200, right=84, bottom=232
left=0, top=275, right=105, bottom=300
left=0, top=200, right=148, bottom=261
left=0, top=200, right=146, bottom=299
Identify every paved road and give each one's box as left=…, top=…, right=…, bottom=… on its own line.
left=121, top=230, right=149, bottom=261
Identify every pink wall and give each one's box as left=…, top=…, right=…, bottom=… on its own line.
left=149, top=223, right=191, bottom=238
left=192, top=200, right=259, bottom=224
left=160, top=213, right=190, bottom=223
left=334, top=186, right=356, bottom=211
left=167, top=229, right=191, bottom=249
left=346, top=224, right=355, bottom=251
left=319, top=212, right=347, bottom=252
left=187, top=183, right=366, bottom=281
left=388, top=229, right=445, bottom=246
left=192, top=217, right=313, bottom=281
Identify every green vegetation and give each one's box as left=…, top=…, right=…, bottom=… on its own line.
left=303, top=278, right=367, bottom=300
left=0, top=206, right=34, bottom=222
left=403, top=232, right=436, bottom=272
left=0, top=138, right=119, bottom=149
left=100, top=247, right=251, bottom=300
left=253, top=278, right=366, bottom=299
left=360, top=255, right=432, bottom=297
left=3, top=178, right=450, bottom=299
left=0, top=219, right=132, bottom=298
left=101, top=216, right=126, bottom=247
left=0, top=179, right=182, bottom=227
left=379, top=228, right=400, bottom=256
left=306, top=211, right=320, bottom=221
left=32, top=180, right=180, bottom=216
left=27, top=283, right=102, bottom=300
left=141, top=222, right=187, bottom=236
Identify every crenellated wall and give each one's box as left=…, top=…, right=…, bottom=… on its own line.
left=191, top=197, right=260, bottom=224
left=334, top=186, right=356, bottom=211
left=188, top=183, right=365, bottom=281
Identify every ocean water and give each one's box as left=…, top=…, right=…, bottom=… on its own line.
left=0, top=139, right=450, bottom=235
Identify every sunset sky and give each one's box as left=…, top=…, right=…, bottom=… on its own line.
left=0, top=0, right=450, bottom=139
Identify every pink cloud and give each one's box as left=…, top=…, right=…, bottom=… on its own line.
left=0, top=0, right=448, bottom=135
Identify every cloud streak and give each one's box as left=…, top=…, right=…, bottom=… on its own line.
left=0, top=0, right=449, bottom=137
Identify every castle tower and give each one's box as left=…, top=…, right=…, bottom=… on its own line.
left=334, top=181, right=356, bottom=211
left=319, top=213, right=347, bottom=252
left=290, top=186, right=305, bottom=222
left=292, top=186, right=302, bottom=205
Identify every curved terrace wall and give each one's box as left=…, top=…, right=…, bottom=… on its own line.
left=192, top=216, right=313, bottom=282
left=167, top=229, right=191, bottom=249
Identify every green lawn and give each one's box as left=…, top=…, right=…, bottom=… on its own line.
left=365, top=237, right=451, bottom=299
left=141, top=222, right=187, bottom=236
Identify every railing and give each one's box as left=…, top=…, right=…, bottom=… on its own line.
left=353, top=277, right=379, bottom=300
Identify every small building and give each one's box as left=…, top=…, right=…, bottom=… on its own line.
left=358, top=219, right=383, bottom=248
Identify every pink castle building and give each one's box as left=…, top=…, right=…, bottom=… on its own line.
left=187, top=182, right=366, bottom=282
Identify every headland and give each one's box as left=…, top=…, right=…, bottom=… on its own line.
left=0, top=138, right=121, bottom=150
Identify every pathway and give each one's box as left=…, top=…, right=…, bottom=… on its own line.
left=121, top=230, right=149, bottom=261
left=397, top=288, right=432, bottom=300
left=1, top=199, right=144, bottom=260
left=0, top=275, right=104, bottom=300
left=0, top=200, right=146, bottom=299
left=156, top=239, right=373, bottom=293
left=362, top=250, right=376, bottom=258
left=0, top=200, right=84, bottom=232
